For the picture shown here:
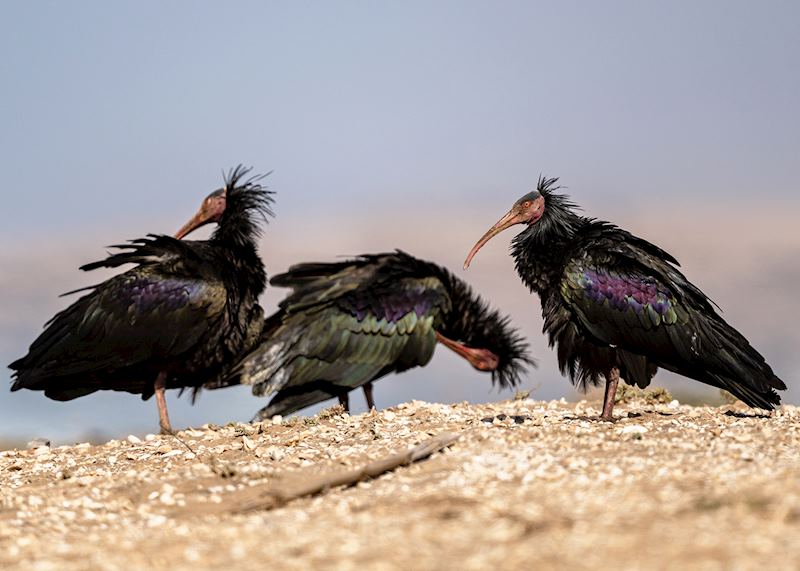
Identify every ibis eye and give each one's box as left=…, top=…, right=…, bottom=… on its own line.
left=522, top=201, right=532, bottom=208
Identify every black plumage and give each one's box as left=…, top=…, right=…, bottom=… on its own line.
left=9, top=166, right=273, bottom=432
left=464, top=177, right=786, bottom=419
left=208, top=251, right=533, bottom=419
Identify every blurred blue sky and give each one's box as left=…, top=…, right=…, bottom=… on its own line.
left=1, top=1, right=798, bottom=443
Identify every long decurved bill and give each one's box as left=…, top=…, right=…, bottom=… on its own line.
left=435, top=331, right=498, bottom=370
left=174, top=211, right=209, bottom=239
left=463, top=209, right=524, bottom=269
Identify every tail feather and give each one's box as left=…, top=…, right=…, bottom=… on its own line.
left=253, top=382, right=345, bottom=420
left=653, top=307, right=786, bottom=410
left=701, top=318, right=785, bottom=408
left=11, top=371, right=149, bottom=401
left=719, top=375, right=782, bottom=410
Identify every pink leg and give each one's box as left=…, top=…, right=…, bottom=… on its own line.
left=600, top=367, right=620, bottom=421
left=154, top=371, right=172, bottom=434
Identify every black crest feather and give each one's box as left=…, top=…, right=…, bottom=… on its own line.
left=214, top=165, right=275, bottom=243
left=431, top=262, right=536, bottom=389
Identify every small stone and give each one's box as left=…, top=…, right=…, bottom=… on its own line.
left=242, top=436, right=257, bottom=451
left=159, top=484, right=176, bottom=505
left=185, top=547, right=201, bottom=562
left=127, top=435, right=142, bottom=444
left=60, top=510, right=77, bottom=521
left=271, top=415, right=283, bottom=425
left=383, top=411, right=396, bottom=421
left=144, top=434, right=158, bottom=442
left=668, top=399, right=680, bottom=409
left=32, top=446, right=51, bottom=457
left=147, top=514, right=168, bottom=527
left=235, top=424, right=257, bottom=436
left=27, top=438, right=51, bottom=449
left=621, top=425, right=648, bottom=435
left=191, top=463, right=212, bottom=475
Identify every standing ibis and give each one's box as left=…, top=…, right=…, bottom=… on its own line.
left=207, top=251, right=534, bottom=419
left=9, top=166, right=273, bottom=433
left=464, top=177, right=785, bottom=419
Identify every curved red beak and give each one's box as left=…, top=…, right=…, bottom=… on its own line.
left=435, top=332, right=499, bottom=371
left=174, top=211, right=210, bottom=239
left=174, top=190, right=226, bottom=239
left=463, top=208, right=526, bottom=269
left=175, top=208, right=214, bottom=240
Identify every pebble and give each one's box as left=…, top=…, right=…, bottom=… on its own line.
left=268, top=446, right=286, bottom=461
left=32, top=446, right=51, bottom=458
left=27, top=438, right=51, bottom=449
left=147, top=515, right=168, bottom=527
left=191, top=463, right=212, bottom=475
left=127, top=435, right=142, bottom=444
left=620, top=425, right=648, bottom=435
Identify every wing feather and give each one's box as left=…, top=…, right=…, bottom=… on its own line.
left=10, top=268, right=226, bottom=390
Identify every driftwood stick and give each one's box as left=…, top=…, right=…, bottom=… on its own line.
left=235, top=432, right=460, bottom=513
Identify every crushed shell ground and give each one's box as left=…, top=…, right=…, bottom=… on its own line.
left=2, top=397, right=799, bottom=570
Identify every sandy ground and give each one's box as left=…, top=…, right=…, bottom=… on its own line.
left=1, top=395, right=799, bottom=571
